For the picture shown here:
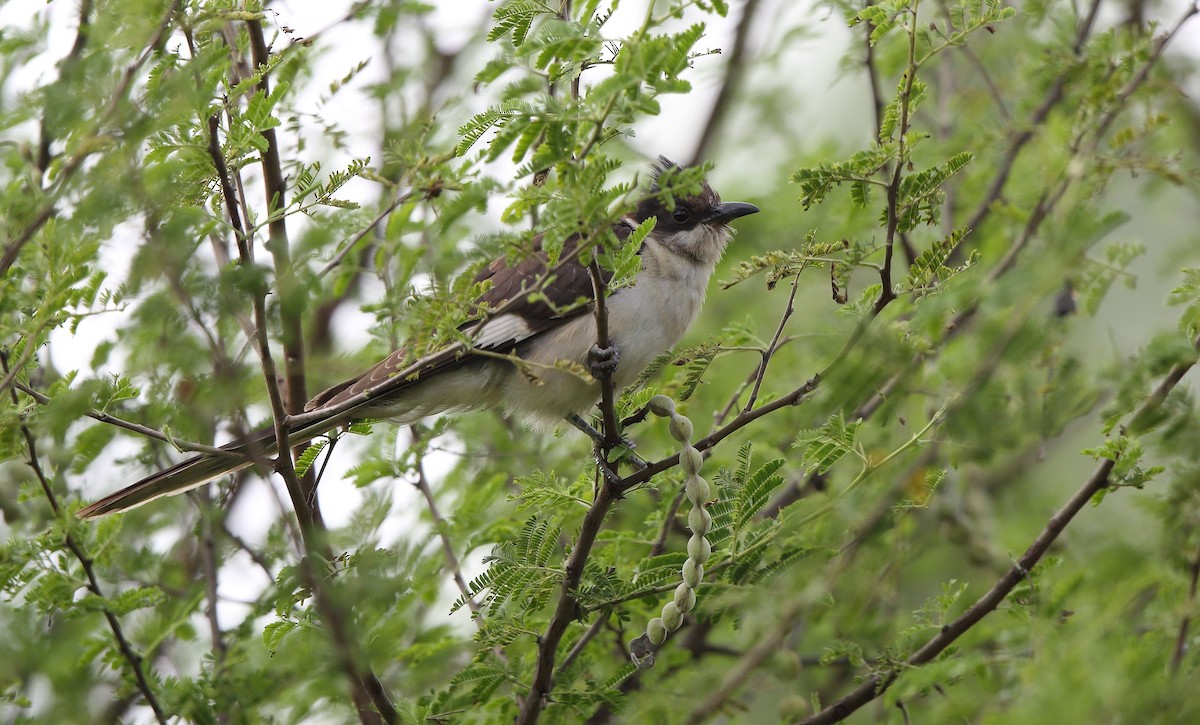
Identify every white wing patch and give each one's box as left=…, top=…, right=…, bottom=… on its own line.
left=469, top=313, right=538, bottom=350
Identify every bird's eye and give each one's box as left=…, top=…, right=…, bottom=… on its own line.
left=671, top=208, right=690, bottom=223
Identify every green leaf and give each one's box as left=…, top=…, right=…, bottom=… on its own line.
left=795, top=412, right=861, bottom=475
left=263, top=620, right=299, bottom=654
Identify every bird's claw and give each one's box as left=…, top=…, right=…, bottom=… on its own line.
left=588, top=343, right=620, bottom=380
left=596, top=454, right=624, bottom=487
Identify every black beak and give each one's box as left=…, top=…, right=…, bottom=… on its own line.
left=709, top=201, right=760, bottom=225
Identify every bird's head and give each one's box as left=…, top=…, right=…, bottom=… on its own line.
left=630, top=156, right=759, bottom=268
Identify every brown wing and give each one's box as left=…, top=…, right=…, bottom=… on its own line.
left=304, top=224, right=629, bottom=413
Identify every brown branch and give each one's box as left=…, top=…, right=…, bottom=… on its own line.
left=517, top=482, right=617, bottom=725
left=516, top=239, right=626, bottom=723
left=875, top=3, right=919, bottom=313
left=2, top=353, right=168, bottom=724
left=245, top=17, right=310, bottom=420
left=1171, top=537, right=1200, bottom=674
left=798, top=334, right=1200, bottom=725
left=207, top=103, right=396, bottom=725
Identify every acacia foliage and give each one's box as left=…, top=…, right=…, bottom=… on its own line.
left=1, top=0, right=1200, bottom=723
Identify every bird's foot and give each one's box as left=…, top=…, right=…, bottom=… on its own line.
left=587, top=343, right=620, bottom=380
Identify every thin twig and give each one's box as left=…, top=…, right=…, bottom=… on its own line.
left=949, top=0, right=1104, bottom=263
left=689, top=597, right=807, bottom=723
left=2, top=353, right=168, bottom=724
left=11, top=379, right=241, bottom=457
left=197, top=491, right=230, bottom=721
left=410, top=426, right=482, bottom=623
left=317, top=189, right=417, bottom=278
left=651, top=488, right=688, bottom=557
left=555, top=607, right=612, bottom=677
left=875, top=0, right=920, bottom=313
left=743, top=274, right=801, bottom=412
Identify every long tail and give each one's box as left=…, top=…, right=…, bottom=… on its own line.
left=77, top=424, right=304, bottom=519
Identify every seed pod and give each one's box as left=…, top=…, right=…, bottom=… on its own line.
left=647, top=617, right=667, bottom=645
left=661, top=602, right=682, bottom=630
left=674, top=583, right=697, bottom=613
left=687, top=533, right=711, bottom=564
left=687, top=505, right=712, bottom=536
left=648, top=395, right=675, bottom=417
left=681, top=446, right=704, bottom=475
left=669, top=414, right=694, bottom=442
left=682, top=559, right=704, bottom=588
left=685, top=475, right=711, bottom=505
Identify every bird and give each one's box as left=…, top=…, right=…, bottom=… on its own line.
left=76, top=158, right=759, bottom=519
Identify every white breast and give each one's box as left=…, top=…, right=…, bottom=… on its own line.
left=500, top=248, right=718, bottom=426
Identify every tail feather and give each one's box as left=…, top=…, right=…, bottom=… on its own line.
left=77, top=426, right=283, bottom=520
left=76, top=455, right=255, bottom=519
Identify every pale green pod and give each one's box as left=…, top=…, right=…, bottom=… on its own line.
left=661, top=601, right=682, bottom=630
left=647, top=617, right=667, bottom=645
left=687, top=505, right=712, bottom=535
left=648, top=395, right=676, bottom=417
left=681, top=445, right=704, bottom=475
left=685, top=475, right=711, bottom=505
left=669, top=414, right=694, bottom=442
left=674, top=583, right=697, bottom=613
left=682, top=559, right=704, bottom=588
left=687, top=533, right=711, bottom=563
